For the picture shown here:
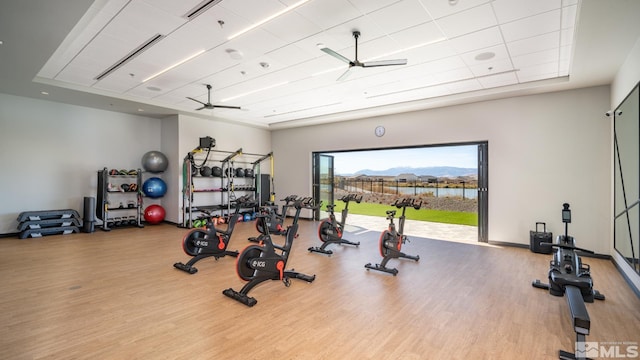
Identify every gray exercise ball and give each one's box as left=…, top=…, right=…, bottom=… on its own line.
left=141, top=151, right=168, bottom=173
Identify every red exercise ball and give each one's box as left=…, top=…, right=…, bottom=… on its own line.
left=144, top=204, right=165, bottom=225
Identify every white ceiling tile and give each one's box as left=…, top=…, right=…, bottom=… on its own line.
left=432, top=67, right=474, bottom=83
left=477, top=71, right=519, bottom=88
left=511, top=48, right=559, bottom=68
left=561, top=4, right=577, bottom=29
left=460, top=44, right=510, bottom=66
left=347, top=0, right=401, bottom=15
left=56, top=65, right=100, bottom=87
left=436, top=4, right=498, bottom=38
left=261, top=11, right=323, bottom=43
left=517, top=62, right=559, bottom=82
left=419, top=0, right=493, bottom=20
left=225, top=29, right=287, bottom=61
left=560, top=27, right=574, bottom=47
left=561, top=0, right=578, bottom=6
left=492, top=0, right=561, bottom=23
left=170, top=7, right=243, bottom=48
left=445, top=78, right=482, bottom=93
left=219, top=0, right=285, bottom=24
left=105, top=1, right=186, bottom=38
left=448, top=26, right=503, bottom=54
left=500, top=9, right=561, bottom=43
left=469, top=58, right=514, bottom=77
left=366, top=0, right=433, bottom=35
left=141, top=0, right=205, bottom=17
left=507, top=32, right=560, bottom=57
left=295, top=0, right=363, bottom=30
left=399, top=41, right=457, bottom=65
left=266, top=44, right=318, bottom=67
left=389, top=21, right=445, bottom=48
left=493, top=0, right=562, bottom=24
left=324, top=14, right=387, bottom=42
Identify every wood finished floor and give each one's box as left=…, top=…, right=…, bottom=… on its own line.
left=1, top=220, right=639, bottom=359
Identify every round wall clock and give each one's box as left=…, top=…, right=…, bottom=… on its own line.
left=375, top=125, right=385, bottom=137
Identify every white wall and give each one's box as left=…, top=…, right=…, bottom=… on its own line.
left=0, top=93, right=162, bottom=234
left=271, top=86, right=611, bottom=254
left=610, top=36, right=640, bottom=291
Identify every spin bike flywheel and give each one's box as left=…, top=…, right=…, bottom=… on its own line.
left=182, top=229, right=207, bottom=256
left=236, top=245, right=265, bottom=281
left=379, top=230, right=402, bottom=257
left=317, top=219, right=341, bottom=242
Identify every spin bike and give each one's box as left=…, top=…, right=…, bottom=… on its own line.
left=222, top=197, right=319, bottom=307
left=532, top=203, right=605, bottom=360
left=248, top=194, right=298, bottom=242
left=365, top=198, right=421, bottom=275
left=173, top=195, right=254, bottom=274
left=308, top=193, right=362, bottom=255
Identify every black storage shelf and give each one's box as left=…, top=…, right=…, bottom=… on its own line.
left=96, top=167, right=144, bottom=231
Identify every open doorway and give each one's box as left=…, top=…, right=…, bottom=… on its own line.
left=312, top=142, right=488, bottom=242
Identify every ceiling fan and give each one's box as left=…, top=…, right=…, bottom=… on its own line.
left=319, top=31, right=408, bottom=81
left=187, top=84, right=241, bottom=111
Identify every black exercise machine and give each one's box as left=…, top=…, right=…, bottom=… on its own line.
left=365, top=198, right=421, bottom=275
left=308, top=193, right=362, bottom=255
left=173, top=195, right=254, bottom=274
left=222, top=197, right=319, bottom=307
left=248, top=194, right=298, bottom=242
left=532, top=203, right=605, bottom=360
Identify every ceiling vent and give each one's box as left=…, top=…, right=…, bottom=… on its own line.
left=94, top=34, right=164, bottom=81
left=185, top=0, right=223, bottom=20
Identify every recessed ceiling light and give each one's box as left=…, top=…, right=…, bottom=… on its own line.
left=475, top=52, right=495, bottom=61
left=0, top=40, right=4, bottom=45
left=226, top=49, right=243, bottom=60
left=40, top=91, right=49, bottom=95
left=147, top=86, right=162, bottom=91
left=138, top=108, right=144, bottom=112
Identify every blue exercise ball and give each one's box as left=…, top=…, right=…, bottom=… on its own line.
left=142, top=177, right=167, bottom=198
left=141, top=151, right=168, bottom=173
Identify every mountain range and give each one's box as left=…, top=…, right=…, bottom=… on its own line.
left=347, top=166, right=477, bottom=177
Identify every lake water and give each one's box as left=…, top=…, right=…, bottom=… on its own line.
left=341, top=185, right=478, bottom=199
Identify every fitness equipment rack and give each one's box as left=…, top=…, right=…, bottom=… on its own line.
left=308, top=193, right=362, bottom=255
left=17, top=209, right=82, bottom=239
left=532, top=203, right=605, bottom=360
left=182, top=140, right=272, bottom=228
left=365, top=198, right=421, bottom=275
left=96, top=168, right=144, bottom=231
left=222, top=197, right=319, bottom=307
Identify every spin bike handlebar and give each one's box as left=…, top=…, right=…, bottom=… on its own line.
left=340, top=194, right=362, bottom=203
left=391, top=198, right=420, bottom=209
left=296, top=197, right=321, bottom=210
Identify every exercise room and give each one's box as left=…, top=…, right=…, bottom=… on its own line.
left=1, top=1, right=639, bottom=359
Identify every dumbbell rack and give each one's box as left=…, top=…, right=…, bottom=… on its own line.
left=96, top=167, right=144, bottom=231
left=17, top=209, right=82, bottom=239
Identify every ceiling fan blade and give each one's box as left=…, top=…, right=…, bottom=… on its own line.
left=320, top=47, right=352, bottom=64
left=336, top=67, right=353, bottom=81
left=213, top=105, right=242, bottom=110
left=187, top=97, right=206, bottom=106
left=195, top=106, right=206, bottom=111
left=362, top=59, right=407, bottom=67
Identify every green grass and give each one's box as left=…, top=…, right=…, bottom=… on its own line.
left=324, top=201, right=477, bottom=226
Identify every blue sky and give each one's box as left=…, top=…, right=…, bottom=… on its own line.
left=325, top=145, right=477, bottom=175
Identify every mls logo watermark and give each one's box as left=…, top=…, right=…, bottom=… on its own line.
left=576, top=342, right=639, bottom=358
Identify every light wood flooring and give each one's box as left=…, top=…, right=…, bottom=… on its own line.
left=1, top=220, right=639, bottom=359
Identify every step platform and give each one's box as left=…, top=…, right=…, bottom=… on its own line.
left=17, top=209, right=82, bottom=239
